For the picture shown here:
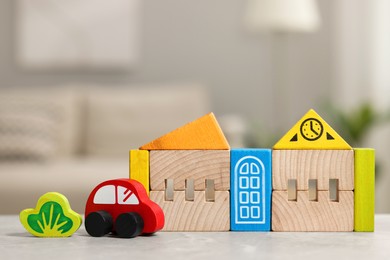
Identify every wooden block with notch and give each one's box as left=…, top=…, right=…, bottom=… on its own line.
left=150, top=190, right=229, bottom=231
left=150, top=150, right=230, bottom=191
left=271, top=149, right=354, bottom=232
left=129, top=150, right=150, bottom=196
left=230, top=149, right=272, bottom=231
left=272, top=190, right=354, bottom=231
left=139, top=112, right=230, bottom=150
left=272, top=150, right=354, bottom=191
left=354, top=148, right=375, bottom=232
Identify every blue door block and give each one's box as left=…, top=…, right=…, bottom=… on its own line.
left=230, top=149, right=272, bottom=231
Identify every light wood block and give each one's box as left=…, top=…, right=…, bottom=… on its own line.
left=354, top=148, right=375, bottom=232
left=272, top=191, right=354, bottom=232
left=129, top=150, right=150, bottom=196
left=150, top=150, right=230, bottom=191
left=272, top=150, right=354, bottom=191
left=150, top=190, right=230, bottom=231
left=273, top=109, right=352, bottom=150
left=139, top=113, right=230, bottom=150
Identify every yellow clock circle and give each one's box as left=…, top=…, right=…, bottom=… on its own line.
left=300, top=118, right=324, bottom=141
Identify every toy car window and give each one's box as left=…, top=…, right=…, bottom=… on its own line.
left=117, top=186, right=139, bottom=205
left=93, top=185, right=115, bottom=204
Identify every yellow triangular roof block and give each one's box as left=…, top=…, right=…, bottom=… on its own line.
left=273, top=109, right=352, bottom=150
left=139, top=112, right=230, bottom=150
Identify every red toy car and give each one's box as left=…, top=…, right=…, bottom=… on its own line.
left=85, top=179, right=164, bottom=238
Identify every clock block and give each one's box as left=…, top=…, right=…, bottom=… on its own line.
left=273, top=109, right=352, bottom=150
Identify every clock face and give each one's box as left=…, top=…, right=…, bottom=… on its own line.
left=300, top=118, right=324, bottom=141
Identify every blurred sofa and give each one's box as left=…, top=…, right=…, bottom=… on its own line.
left=0, top=85, right=210, bottom=214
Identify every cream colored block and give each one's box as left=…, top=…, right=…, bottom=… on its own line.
left=150, top=190, right=229, bottom=231
left=272, top=191, right=354, bottom=232
left=272, top=150, right=354, bottom=191
left=150, top=150, right=230, bottom=191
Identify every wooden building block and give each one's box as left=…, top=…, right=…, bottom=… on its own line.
left=139, top=113, right=230, bottom=150
left=272, top=150, right=354, bottom=191
left=230, top=149, right=272, bottom=231
left=20, top=192, right=82, bottom=237
left=150, top=190, right=229, bottom=231
left=354, top=148, right=375, bottom=232
left=273, top=109, right=352, bottom=150
left=272, top=190, right=354, bottom=231
left=129, top=150, right=150, bottom=196
left=150, top=150, right=230, bottom=191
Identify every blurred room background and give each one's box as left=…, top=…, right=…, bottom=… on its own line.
left=0, top=0, right=389, bottom=213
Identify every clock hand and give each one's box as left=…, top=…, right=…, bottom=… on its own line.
left=310, top=121, right=319, bottom=135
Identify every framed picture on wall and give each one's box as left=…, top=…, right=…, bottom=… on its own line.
left=16, top=0, right=140, bottom=69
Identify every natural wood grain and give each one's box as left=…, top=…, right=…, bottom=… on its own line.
left=139, top=113, right=230, bottom=150
left=150, top=190, right=230, bottom=231
left=272, top=191, right=354, bottom=232
left=129, top=150, right=149, bottom=195
left=354, top=148, right=375, bottom=232
left=272, top=150, right=354, bottom=191
left=150, top=150, right=230, bottom=191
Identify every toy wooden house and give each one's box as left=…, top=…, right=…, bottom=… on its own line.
left=129, top=110, right=374, bottom=232
left=130, top=113, right=231, bottom=231
left=272, top=109, right=374, bottom=232
left=130, top=112, right=272, bottom=231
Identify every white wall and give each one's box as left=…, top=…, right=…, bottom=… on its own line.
left=0, top=1, right=388, bottom=211
left=331, top=0, right=390, bottom=212
left=0, top=0, right=334, bottom=130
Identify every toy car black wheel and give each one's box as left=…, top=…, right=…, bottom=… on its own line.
left=115, top=212, right=144, bottom=238
left=85, top=211, right=113, bottom=237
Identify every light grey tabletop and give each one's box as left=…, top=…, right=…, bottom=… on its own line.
left=1, top=215, right=389, bottom=260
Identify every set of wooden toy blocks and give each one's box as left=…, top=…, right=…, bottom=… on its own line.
left=20, top=109, right=375, bottom=238
left=130, top=110, right=375, bottom=232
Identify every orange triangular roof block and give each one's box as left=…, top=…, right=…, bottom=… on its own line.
left=273, top=109, right=352, bottom=150
left=139, top=113, right=230, bottom=150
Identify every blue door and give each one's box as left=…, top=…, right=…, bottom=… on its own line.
left=234, top=156, right=265, bottom=224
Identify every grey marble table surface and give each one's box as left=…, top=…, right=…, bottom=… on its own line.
left=1, top=215, right=389, bottom=260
